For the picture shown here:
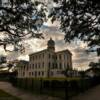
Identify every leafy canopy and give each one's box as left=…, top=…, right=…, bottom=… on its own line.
left=49, top=0, right=100, bottom=50
left=0, top=0, right=46, bottom=52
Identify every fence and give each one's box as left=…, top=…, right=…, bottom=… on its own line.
left=10, top=76, right=100, bottom=99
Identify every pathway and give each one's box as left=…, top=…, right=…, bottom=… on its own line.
left=71, top=85, right=100, bottom=100
left=0, top=82, right=62, bottom=100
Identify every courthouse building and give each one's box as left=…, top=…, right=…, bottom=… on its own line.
left=17, top=38, right=72, bottom=78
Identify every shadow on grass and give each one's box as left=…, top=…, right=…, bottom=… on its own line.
left=0, top=89, right=21, bottom=100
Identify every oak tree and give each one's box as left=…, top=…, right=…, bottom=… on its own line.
left=0, top=0, right=46, bottom=51
left=50, top=0, right=100, bottom=54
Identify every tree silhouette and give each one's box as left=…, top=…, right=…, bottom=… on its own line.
left=0, top=0, right=46, bottom=51
left=0, top=56, right=6, bottom=64
left=7, top=63, right=13, bottom=71
left=89, top=61, right=100, bottom=68
left=50, top=0, right=100, bottom=53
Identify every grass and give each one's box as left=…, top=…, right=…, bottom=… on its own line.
left=0, top=89, right=21, bottom=100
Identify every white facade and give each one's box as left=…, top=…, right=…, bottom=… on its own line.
left=17, top=38, right=72, bottom=78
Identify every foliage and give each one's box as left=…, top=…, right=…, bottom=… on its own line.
left=49, top=0, right=100, bottom=51
left=89, top=61, right=100, bottom=68
left=79, top=71, right=85, bottom=78
left=7, top=63, right=13, bottom=70
left=0, top=55, right=6, bottom=64
left=0, top=0, right=46, bottom=51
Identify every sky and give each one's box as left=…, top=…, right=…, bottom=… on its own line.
left=0, top=20, right=98, bottom=71
left=0, top=0, right=99, bottom=70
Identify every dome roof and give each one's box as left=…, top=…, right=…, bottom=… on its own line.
left=47, top=38, right=55, bottom=46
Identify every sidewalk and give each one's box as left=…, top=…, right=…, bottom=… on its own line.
left=71, top=85, right=100, bottom=100
left=0, top=82, right=62, bottom=100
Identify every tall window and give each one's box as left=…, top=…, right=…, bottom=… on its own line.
left=23, top=72, right=25, bottom=76
left=42, top=72, right=44, bottom=76
left=29, top=72, right=31, bottom=76
left=52, top=63, right=54, bottom=69
left=64, top=63, right=66, bottom=69
left=35, top=71, right=37, bottom=77
left=51, top=72, right=53, bottom=76
left=35, top=63, right=37, bottom=69
left=33, top=64, right=34, bottom=69
left=39, top=55, right=40, bottom=59
left=26, top=65, right=28, bottom=70
left=32, top=72, right=34, bottom=76
left=48, top=54, right=50, bottom=59
left=39, top=54, right=41, bottom=59
left=55, top=55, right=57, bottom=60
left=23, top=65, right=25, bottom=70
left=38, top=71, right=40, bottom=76
left=55, top=63, right=57, bottom=68
left=30, top=64, right=31, bottom=69
left=59, top=54, right=61, bottom=60
left=48, top=62, right=51, bottom=68
left=33, top=56, right=34, bottom=60
left=42, top=62, right=44, bottom=68
left=64, top=54, right=66, bottom=60
left=67, top=64, right=70, bottom=69
left=59, top=63, right=62, bottom=69
left=38, top=63, right=40, bottom=68
left=43, top=53, right=44, bottom=58
left=52, top=55, right=54, bottom=59
left=35, top=55, right=37, bottom=60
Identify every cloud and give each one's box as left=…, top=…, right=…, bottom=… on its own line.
left=0, top=21, right=98, bottom=70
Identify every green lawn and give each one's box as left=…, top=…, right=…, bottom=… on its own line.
left=0, top=89, right=21, bottom=100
